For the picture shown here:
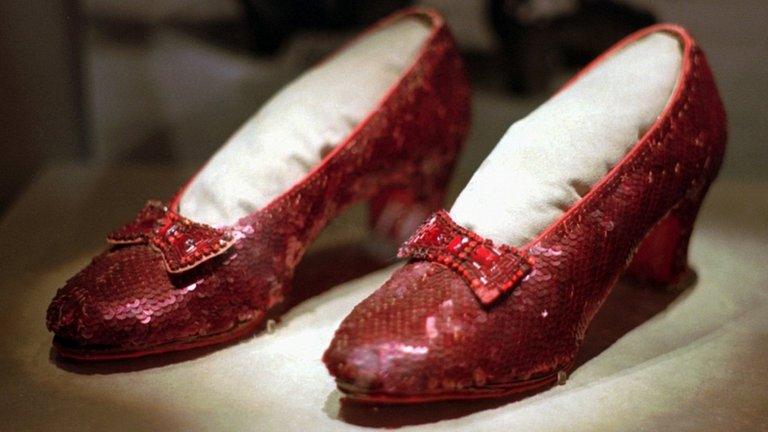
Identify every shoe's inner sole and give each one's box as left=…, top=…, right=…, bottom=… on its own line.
left=178, top=17, right=431, bottom=226
left=450, top=31, right=683, bottom=246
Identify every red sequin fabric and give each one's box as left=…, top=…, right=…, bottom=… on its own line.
left=45, top=8, right=471, bottom=359
left=324, top=24, right=727, bottom=401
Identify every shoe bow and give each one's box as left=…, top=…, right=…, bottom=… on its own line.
left=107, top=200, right=236, bottom=273
left=398, top=210, right=534, bottom=305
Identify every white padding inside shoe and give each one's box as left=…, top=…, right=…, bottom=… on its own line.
left=450, top=32, right=682, bottom=246
left=179, top=17, right=431, bottom=226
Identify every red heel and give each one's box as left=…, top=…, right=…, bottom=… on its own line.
left=626, top=185, right=709, bottom=285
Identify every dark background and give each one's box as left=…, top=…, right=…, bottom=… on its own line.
left=1, top=0, right=766, bottom=214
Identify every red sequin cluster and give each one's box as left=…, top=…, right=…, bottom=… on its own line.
left=398, top=210, right=533, bottom=305
left=107, top=200, right=235, bottom=273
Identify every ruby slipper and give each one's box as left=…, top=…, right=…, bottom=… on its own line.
left=324, top=24, right=726, bottom=403
left=46, top=8, right=470, bottom=360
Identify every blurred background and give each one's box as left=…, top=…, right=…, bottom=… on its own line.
left=1, top=0, right=766, bottom=215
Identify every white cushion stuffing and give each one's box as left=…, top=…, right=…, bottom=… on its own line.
left=450, top=32, right=682, bottom=246
left=179, top=17, right=431, bottom=226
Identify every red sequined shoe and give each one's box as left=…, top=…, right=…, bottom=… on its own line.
left=324, top=24, right=726, bottom=403
left=46, top=8, right=470, bottom=360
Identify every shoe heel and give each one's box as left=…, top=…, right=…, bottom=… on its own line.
left=368, top=153, right=459, bottom=245
left=626, top=185, right=709, bottom=285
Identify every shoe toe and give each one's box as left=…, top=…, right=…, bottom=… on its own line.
left=46, top=244, right=197, bottom=350
left=324, top=261, right=492, bottom=396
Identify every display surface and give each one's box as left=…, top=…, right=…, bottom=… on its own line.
left=0, top=165, right=765, bottom=430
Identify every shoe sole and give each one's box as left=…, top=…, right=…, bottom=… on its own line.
left=52, top=317, right=264, bottom=361
left=335, top=366, right=571, bottom=405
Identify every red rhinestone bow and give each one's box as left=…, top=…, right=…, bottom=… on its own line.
left=107, top=200, right=236, bottom=273
left=398, top=210, right=534, bottom=305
